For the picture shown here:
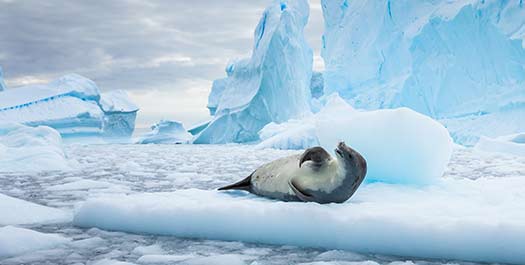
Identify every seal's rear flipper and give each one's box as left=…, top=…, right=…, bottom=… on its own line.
left=218, top=174, right=252, bottom=192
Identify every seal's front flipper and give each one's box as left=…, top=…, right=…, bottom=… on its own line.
left=289, top=179, right=315, bottom=202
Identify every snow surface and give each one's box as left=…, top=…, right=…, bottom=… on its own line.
left=0, top=123, right=73, bottom=172
left=0, top=193, right=70, bottom=225
left=258, top=95, right=453, bottom=185
left=0, top=74, right=138, bottom=137
left=320, top=0, right=525, bottom=145
left=1, top=144, right=523, bottom=264
left=137, top=120, right=192, bottom=144
left=474, top=133, right=525, bottom=157
left=0, top=226, right=70, bottom=258
left=194, top=0, right=313, bottom=143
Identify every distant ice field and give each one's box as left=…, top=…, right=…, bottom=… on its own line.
left=0, top=144, right=524, bottom=265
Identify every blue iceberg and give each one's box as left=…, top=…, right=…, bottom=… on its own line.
left=0, top=66, right=7, bottom=92
left=0, top=74, right=139, bottom=138
left=194, top=0, right=313, bottom=144
left=320, top=0, right=525, bottom=145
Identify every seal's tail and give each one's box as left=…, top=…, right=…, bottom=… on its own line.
left=218, top=174, right=252, bottom=192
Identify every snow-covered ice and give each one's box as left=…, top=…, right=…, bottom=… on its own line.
left=73, top=174, right=525, bottom=265
left=0, top=226, right=70, bottom=258
left=320, top=0, right=525, bottom=145
left=258, top=95, right=453, bottom=185
left=0, top=123, right=73, bottom=172
left=0, top=193, right=70, bottom=225
left=194, top=0, right=313, bottom=144
left=0, top=74, right=138, bottom=138
left=474, top=133, right=525, bottom=157
left=1, top=144, right=523, bottom=265
left=137, top=120, right=192, bottom=144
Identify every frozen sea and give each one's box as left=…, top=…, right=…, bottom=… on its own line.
left=1, top=144, right=524, bottom=265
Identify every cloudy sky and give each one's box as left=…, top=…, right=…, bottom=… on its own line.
left=0, top=0, right=324, bottom=128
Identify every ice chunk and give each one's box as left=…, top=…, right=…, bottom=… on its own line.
left=320, top=0, right=525, bottom=144
left=0, top=193, right=71, bottom=225
left=0, top=74, right=138, bottom=138
left=92, top=259, right=137, bottom=265
left=0, top=66, right=7, bottom=91
left=256, top=119, right=318, bottom=150
left=257, top=95, right=452, bottom=185
left=74, top=180, right=525, bottom=264
left=194, top=0, right=313, bottom=143
left=0, top=123, right=73, bottom=172
left=132, top=244, right=164, bottom=256
left=137, top=254, right=196, bottom=264
left=0, top=226, right=70, bottom=258
left=316, top=107, right=453, bottom=185
left=474, top=133, right=525, bottom=157
left=137, top=120, right=192, bottom=144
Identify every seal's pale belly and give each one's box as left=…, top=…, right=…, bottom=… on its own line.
left=250, top=155, right=343, bottom=200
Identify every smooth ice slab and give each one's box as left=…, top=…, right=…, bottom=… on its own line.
left=74, top=180, right=525, bottom=264
left=0, top=193, right=71, bottom=225
left=0, top=226, right=70, bottom=258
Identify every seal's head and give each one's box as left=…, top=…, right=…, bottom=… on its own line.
left=299, top=146, right=331, bottom=170
left=334, top=141, right=367, bottom=185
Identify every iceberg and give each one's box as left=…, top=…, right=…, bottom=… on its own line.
left=258, top=95, right=453, bottom=185
left=0, top=74, right=138, bottom=138
left=309, top=71, right=324, bottom=99
left=0, top=66, right=6, bottom=91
left=137, top=120, right=192, bottom=144
left=320, top=0, right=525, bottom=145
left=0, top=123, right=73, bottom=172
left=194, top=0, right=313, bottom=144
left=206, top=78, right=227, bottom=116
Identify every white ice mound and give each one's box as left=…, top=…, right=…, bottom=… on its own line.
left=258, top=95, right=453, bottom=185
left=74, top=182, right=525, bottom=264
left=475, top=133, right=525, bottom=157
left=138, top=120, right=192, bottom=144
left=0, top=74, right=138, bottom=138
left=194, top=0, right=313, bottom=143
left=321, top=0, right=525, bottom=144
left=0, top=123, right=73, bottom=172
left=0, top=226, right=70, bottom=258
left=0, top=66, right=7, bottom=91
left=0, top=193, right=71, bottom=225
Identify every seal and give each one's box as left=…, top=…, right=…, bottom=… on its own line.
left=218, top=141, right=367, bottom=204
